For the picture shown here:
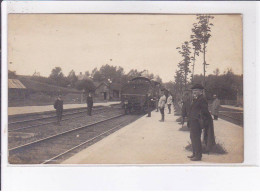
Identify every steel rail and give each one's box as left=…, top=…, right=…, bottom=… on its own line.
left=218, top=112, right=243, bottom=122
left=8, top=107, right=110, bottom=132
left=9, top=113, right=125, bottom=152
left=42, top=124, right=123, bottom=164
left=8, top=108, right=91, bottom=125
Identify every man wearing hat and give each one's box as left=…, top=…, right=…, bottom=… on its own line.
left=211, top=94, right=221, bottom=120
left=188, top=83, right=215, bottom=161
left=54, top=94, right=63, bottom=125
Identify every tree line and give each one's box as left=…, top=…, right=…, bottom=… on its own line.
left=171, top=14, right=243, bottom=102
left=9, top=64, right=162, bottom=93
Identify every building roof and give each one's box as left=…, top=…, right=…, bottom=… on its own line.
left=8, top=79, right=26, bottom=89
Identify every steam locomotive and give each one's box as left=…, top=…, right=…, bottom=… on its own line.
left=121, top=76, right=163, bottom=114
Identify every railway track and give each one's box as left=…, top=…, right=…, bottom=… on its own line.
left=218, top=106, right=243, bottom=126
left=218, top=112, right=243, bottom=126
left=8, top=106, right=123, bottom=148
left=8, top=105, right=121, bottom=131
left=9, top=113, right=142, bottom=164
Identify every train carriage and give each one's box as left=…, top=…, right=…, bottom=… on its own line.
left=121, top=76, right=161, bottom=114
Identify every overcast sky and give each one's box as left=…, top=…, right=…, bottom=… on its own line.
left=8, top=14, right=242, bottom=82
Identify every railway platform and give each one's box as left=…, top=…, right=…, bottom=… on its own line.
left=221, top=105, right=243, bottom=111
left=8, top=101, right=121, bottom=116
left=62, top=108, right=243, bottom=164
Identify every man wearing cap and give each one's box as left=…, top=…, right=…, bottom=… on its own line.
left=211, top=94, right=221, bottom=120
left=188, top=84, right=215, bottom=161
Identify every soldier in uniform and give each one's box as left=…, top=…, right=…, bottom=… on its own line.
left=54, top=94, right=63, bottom=125
left=188, top=84, right=215, bottom=161
left=86, top=93, right=93, bottom=116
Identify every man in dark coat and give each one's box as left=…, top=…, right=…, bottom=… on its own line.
left=188, top=84, right=216, bottom=161
left=54, top=94, right=63, bottom=125
left=86, top=93, right=94, bottom=116
left=146, top=93, right=153, bottom=117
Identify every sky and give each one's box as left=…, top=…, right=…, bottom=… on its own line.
left=8, top=14, right=242, bottom=82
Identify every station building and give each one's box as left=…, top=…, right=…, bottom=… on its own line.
left=94, top=82, right=121, bottom=101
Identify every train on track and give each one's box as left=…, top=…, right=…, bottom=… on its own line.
left=121, top=76, right=166, bottom=114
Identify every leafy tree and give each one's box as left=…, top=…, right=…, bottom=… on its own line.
left=49, top=67, right=69, bottom=87
left=193, top=69, right=243, bottom=101
left=67, top=70, right=78, bottom=87
left=75, top=79, right=96, bottom=94
left=127, top=69, right=143, bottom=80
left=91, top=67, right=103, bottom=82
left=173, top=69, right=185, bottom=95
left=176, top=41, right=191, bottom=89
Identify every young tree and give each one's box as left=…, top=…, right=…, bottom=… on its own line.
left=174, top=69, right=185, bottom=95
left=176, top=41, right=191, bottom=89
left=192, top=14, right=214, bottom=86
left=190, top=30, right=202, bottom=83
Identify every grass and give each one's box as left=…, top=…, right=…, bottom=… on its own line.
left=185, top=141, right=227, bottom=155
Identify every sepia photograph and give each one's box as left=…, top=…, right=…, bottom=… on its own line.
left=7, top=13, right=243, bottom=165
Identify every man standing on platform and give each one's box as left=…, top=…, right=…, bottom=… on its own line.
left=86, top=92, right=93, bottom=116
left=188, top=84, right=215, bottom=161
left=167, top=94, right=173, bottom=114
left=54, top=94, right=63, bottom=125
left=158, top=92, right=166, bottom=122
left=211, top=94, right=221, bottom=120
left=146, top=93, right=153, bottom=117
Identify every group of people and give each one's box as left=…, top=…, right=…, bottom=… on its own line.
left=53, top=93, right=94, bottom=125
left=146, top=92, right=173, bottom=122
left=54, top=84, right=219, bottom=162
left=147, top=83, right=219, bottom=161
left=181, top=84, right=219, bottom=161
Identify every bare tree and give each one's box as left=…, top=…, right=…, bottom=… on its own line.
left=190, top=28, right=202, bottom=83
left=192, top=14, right=214, bottom=86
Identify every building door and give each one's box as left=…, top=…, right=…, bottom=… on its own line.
left=104, top=92, right=107, bottom=100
